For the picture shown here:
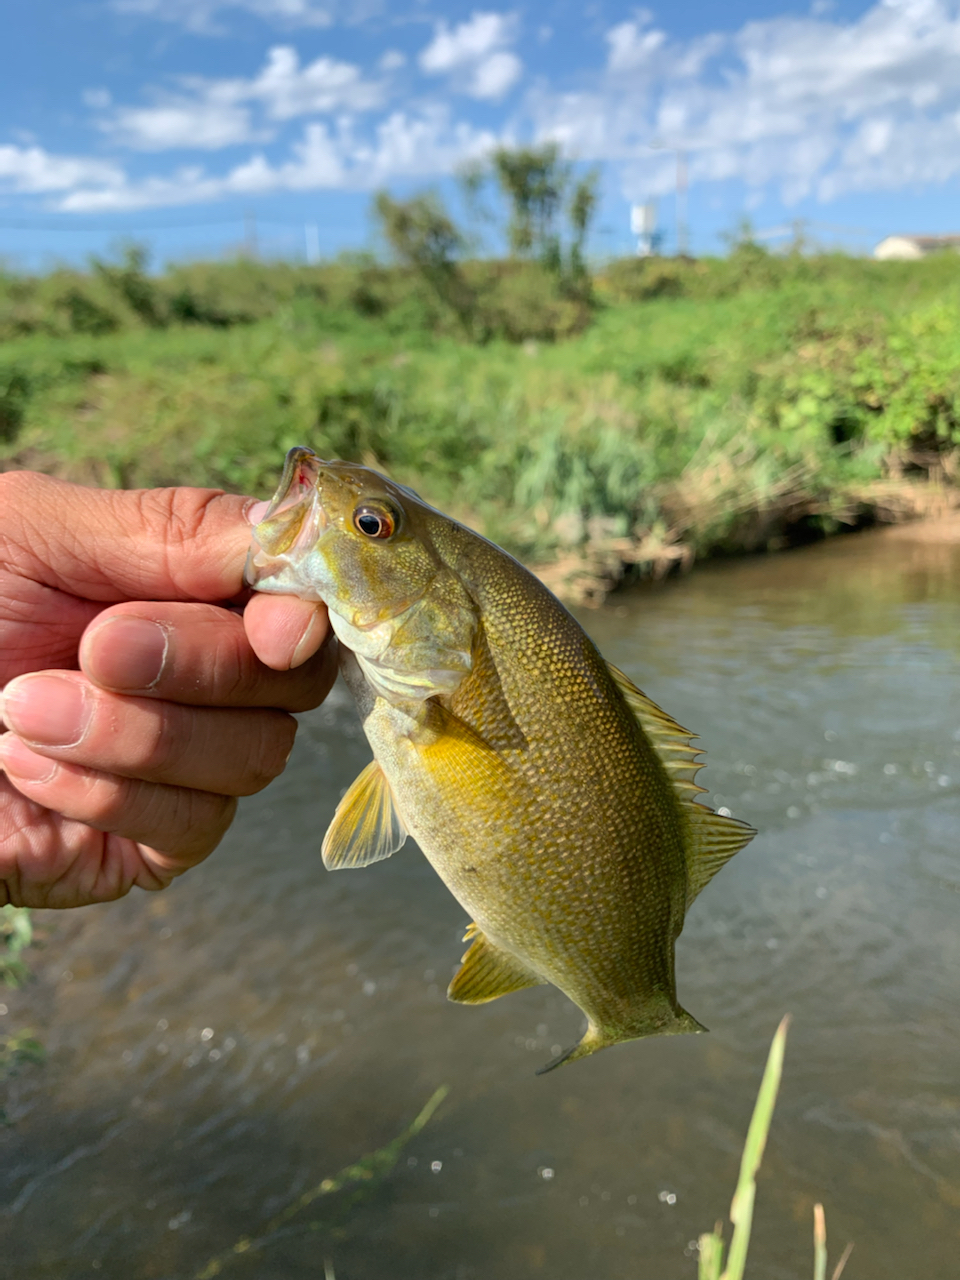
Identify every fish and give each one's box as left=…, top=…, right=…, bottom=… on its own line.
left=245, top=446, right=755, bottom=1072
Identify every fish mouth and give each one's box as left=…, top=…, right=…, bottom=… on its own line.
left=244, top=445, right=328, bottom=595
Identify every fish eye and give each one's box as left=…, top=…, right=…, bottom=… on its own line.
left=353, top=503, right=397, bottom=540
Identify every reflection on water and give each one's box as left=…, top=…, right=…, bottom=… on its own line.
left=3, top=525, right=960, bottom=1279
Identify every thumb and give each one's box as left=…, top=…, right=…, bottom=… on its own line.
left=1, top=471, right=256, bottom=602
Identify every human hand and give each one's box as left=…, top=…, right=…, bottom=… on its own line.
left=0, top=472, right=335, bottom=909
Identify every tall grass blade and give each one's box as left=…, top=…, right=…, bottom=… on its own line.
left=831, top=1240, right=855, bottom=1280
left=698, top=1221, right=724, bottom=1280
left=813, top=1202, right=827, bottom=1280
left=195, top=1085, right=448, bottom=1279
left=720, top=1015, right=790, bottom=1280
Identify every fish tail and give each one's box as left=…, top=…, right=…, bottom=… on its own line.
left=672, top=1007, right=709, bottom=1036
left=535, top=1007, right=707, bottom=1076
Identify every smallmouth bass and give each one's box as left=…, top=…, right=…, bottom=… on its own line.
left=245, top=447, right=755, bottom=1071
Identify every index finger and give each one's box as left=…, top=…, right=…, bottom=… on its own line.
left=79, top=601, right=337, bottom=711
left=0, top=471, right=253, bottom=602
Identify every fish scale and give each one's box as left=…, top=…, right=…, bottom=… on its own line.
left=246, top=447, right=755, bottom=1071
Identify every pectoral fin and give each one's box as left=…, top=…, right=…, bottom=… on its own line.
left=321, top=760, right=408, bottom=870
left=448, top=928, right=544, bottom=1004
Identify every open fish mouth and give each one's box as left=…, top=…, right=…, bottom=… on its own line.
left=244, top=445, right=328, bottom=592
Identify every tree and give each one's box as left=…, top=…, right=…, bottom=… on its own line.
left=373, top=190, right=477, bottom=333
left=465, top=144, right=599, bottom=287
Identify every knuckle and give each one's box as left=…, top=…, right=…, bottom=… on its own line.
left=0, top=471, right=49, bottom=563
left=164, top=792, right=236, bottom=859
left=126, top=488, right=233, bottom=596
left=133, top=488, right=226, bottom=553
left=86, top=771, right=235, bottom=858
left=213, top=630, right=254, bottom=704
left=123, top=702, right=180, bottom=778
left=237, top=712, right=297, bottom=795
left=282, top=646, right=338, bottom=714
left=80, top=771, right=137, bottom=830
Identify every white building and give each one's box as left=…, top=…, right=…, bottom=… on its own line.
left=874, top=234, right=960, bottom=260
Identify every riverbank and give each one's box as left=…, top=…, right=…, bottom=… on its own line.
left=2, top=251, right=959, bottom=602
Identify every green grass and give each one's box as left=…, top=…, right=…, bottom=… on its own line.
left=2, top=249, right=960, bottom=596
left=194, top=1085, right=449, bottom=1279
left=1, top=906, right=43, bottom=1126
left=698, top=1018, right=853, bottom=1280
left=0, top=905, right=32, bottom=989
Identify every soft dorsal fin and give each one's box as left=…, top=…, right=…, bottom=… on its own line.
left=321, top=760, right=408, bottom=870
left=607, top=662, right=755, bottom=907
left=448, top=925, right=545, bottom=1004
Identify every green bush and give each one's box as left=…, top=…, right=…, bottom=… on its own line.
left=3, top=247, right=960, bottom=590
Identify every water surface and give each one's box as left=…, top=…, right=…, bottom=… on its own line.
left=3, top=525, right=960, bottom=1279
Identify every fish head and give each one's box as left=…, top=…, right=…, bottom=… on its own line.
left=245, top=447, right=477, bottom=698
left=245, top=447, right=443, bottom=623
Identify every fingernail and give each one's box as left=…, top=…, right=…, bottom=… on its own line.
left=290, top=608, right=326, bottom=669
left=0, top=734, right=59, bottom=784
left=246, top=499, right=270, bottom=526
left=83, top=616, right=168, bottom=692
left=1, top=674, right=90, bottom=748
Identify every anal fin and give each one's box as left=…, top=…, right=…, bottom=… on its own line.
left=448, top=928, right=544, bottom=1005
left=321, top=759, right=408, bottom=870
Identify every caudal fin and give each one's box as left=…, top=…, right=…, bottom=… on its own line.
left=535, top=1008, right=707, bottom=1076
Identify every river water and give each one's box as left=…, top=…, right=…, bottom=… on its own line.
left=3, top=524, right=960, bottom=1280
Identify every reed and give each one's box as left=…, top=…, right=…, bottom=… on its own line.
left=697, top=1018, right=853, bottom=1280
left=194, top=1085, right=449, bottom=1279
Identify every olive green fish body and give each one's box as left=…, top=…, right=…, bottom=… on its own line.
left=246, top=449, right=754, bottom=1070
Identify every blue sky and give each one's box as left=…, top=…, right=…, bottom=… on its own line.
left=4, top=0, right=960, bottom=267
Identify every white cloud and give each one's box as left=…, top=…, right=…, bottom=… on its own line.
left=250, top=45, right=384, bottom=117
left=22, top=0, right=960, bottom=218
left=471, top=51, right=523, bottom=100
left=0, top=144, right=124, bottom=194
left=111, top=0, right=336, bottom=35
left=106, top=96, right=255, bottom=151
left=353, top=107, right=497, bottom=183
left=420, top=11, right=512, bottom=72
left=606, top=17, right=665, bottom=74
left=97, top=46, right=383, bottom=151
left=55, top=110, right=496, bottom=211
left=531, top=0, right=960, bottom=205
left=420, top=11, right=522, bottom=99
left=379, top=49, right=406, bottom=71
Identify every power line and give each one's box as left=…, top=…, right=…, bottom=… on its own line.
left=0, top=212, right=319, bottom=232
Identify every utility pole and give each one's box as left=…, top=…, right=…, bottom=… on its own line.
left=649, top=140, right=692, bottom=257
left=244, top=210, right=258, bottom=258
left=676, top=150, right=689, bottom=257
left=305, top=223, right=321, bottom=265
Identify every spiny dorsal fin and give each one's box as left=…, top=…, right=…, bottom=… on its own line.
left=607, top=662, right=755, bottom=907
left=321, top=759, right=408, bottom=870
left=448, top=927, right=545, bottom=1004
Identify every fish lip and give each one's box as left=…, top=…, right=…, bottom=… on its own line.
left=262, top=445, right=323, bottom=525
left=243, top=445, right=328, bottom=589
